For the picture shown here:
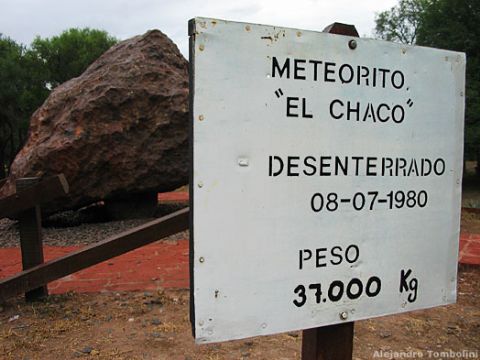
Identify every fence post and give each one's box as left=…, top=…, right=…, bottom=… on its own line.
left=16, top=177, right=48, bottom=301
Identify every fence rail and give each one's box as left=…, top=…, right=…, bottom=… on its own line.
left=0, top=174, right=190, bottom=303
left=0, top=207, right=189, bottom=302
left=0, top=174, right=69, bottom=220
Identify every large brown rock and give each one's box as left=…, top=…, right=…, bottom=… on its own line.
left=0, top=30, right=189, bottom=214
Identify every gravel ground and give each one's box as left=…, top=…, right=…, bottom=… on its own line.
left=0, top=204, right=189, bottom=248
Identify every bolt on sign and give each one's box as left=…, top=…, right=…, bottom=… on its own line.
left=188, top=17, right=466, bottom=344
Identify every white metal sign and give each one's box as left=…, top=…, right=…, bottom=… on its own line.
left=189, top=17, right=465, bottom=344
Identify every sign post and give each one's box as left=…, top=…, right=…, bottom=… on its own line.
left=300, top=22, right=359, bottom=360
left=189, top=17, right=465, bottom=350
left=302, top=322, right=354, bottom=360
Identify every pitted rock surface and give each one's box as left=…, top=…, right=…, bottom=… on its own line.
left=0, top=30, right=189, bottom=213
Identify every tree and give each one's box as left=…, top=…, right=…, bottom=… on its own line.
left=374, top=0, right=428, bottom=44
left=0, top=28, right=117, bottom=177
left=0, top=35, right=48, bottom=178
left=375, top=0, right=480, bottom=172
left=416, top=0, right=480, bottom=167
left=31, top=28, right=117, bottom=88
left=0, top=36, right=20, bottom=178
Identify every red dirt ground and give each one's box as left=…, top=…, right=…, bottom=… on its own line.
left=0, top=191, right=477, bottom=295
left=0, top=240, right=190, bottom=294
left=0, top=233, right=478, bottom=295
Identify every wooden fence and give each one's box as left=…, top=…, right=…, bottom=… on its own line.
left=0, top=174, right=188, bottom=303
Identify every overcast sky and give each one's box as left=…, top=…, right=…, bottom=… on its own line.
left=1, top=0, right=398, bottom=57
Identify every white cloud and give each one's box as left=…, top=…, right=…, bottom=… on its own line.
left=0, top=0, right=398, bottom=56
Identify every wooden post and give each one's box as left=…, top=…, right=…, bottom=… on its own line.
left=302, top=323, right=354, bottom=360
left=300, top=22, right=359, bottom=360
left=16, top=177, right=48, bottom=301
